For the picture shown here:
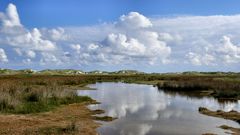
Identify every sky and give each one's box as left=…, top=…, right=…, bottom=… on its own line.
left=0, top=0, right=240, bottom=72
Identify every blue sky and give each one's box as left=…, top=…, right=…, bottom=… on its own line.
left=1, top=0, right=240, bottom=27
left=0, top=1, right=240, bottom=72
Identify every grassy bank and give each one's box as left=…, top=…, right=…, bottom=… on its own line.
left=0, top=77, right=94, bottom=114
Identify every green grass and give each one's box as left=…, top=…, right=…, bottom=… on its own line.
left=1, top=94, right=92, bottom=114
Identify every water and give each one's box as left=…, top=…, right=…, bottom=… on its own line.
left=78, top=82, right=240, bottom=135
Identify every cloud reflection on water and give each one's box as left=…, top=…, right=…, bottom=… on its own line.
left=78, top=82, right=240, bottom=135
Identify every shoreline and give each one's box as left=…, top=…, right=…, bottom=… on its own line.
left=199, top=107, right=240, bottom=124
left=199, top=107, right=240, bottom=135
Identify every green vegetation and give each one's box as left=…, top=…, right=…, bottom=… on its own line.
left=0, top=68, right=145, bottom=75
left=0, top=85, right=92, bottom=114
left=0, top=75, right=97, bottom=114
left=0, top=74, right=145, bottom=114
left=0, top=72, right=239, bottom=114
left=156, top=75, right=240, bottom=99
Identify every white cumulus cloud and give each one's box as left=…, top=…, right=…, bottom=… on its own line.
left=0, top=3, right=240, bottom=71
left=217, top=36, right=240, bottom=64
left=1, top=3, right=22, bottom=27
left=0, top=48, right=8, bottom=62
left=118, top=12, right=152, bottom=29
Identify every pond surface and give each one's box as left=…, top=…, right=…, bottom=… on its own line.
left=78, top=82, right=240, bottom=135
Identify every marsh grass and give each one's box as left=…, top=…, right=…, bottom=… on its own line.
left=0, top=74, right=137, bottom=114
left=0, top=76, right=94, bottom=114
left=0, top=74, right=239, bottom=114
left=157, top=75, right=240, bottom=99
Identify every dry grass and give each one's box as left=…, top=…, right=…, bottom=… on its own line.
left=0, top=103, right=101, bottom=135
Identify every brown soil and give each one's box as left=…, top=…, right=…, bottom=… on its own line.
left=0, top=102, right=104, bottom=135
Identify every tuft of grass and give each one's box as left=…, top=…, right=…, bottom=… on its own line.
left=0, top=99, right=14, bottom=112
left=37, top=121, right=78, bottom=135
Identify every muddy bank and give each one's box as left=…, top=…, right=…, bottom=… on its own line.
left=203, top=125, right=240, bottom=135
left=219, top=125, right=240, bottom=135
left=199, top=107, right=240, bottom=123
